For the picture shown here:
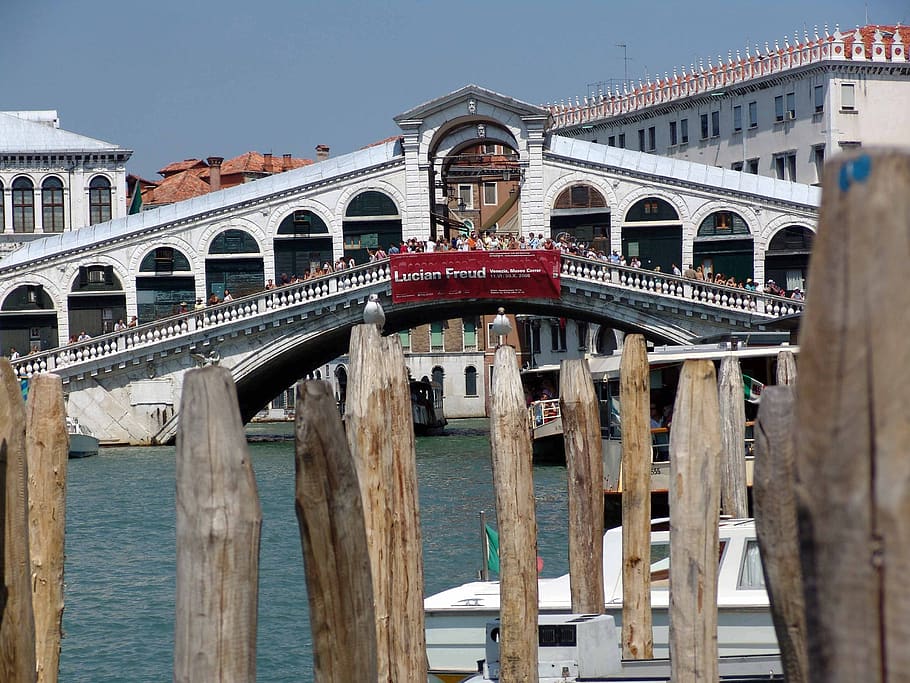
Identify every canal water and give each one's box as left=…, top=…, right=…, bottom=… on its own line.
left=60, top=418, right=570, bottom=682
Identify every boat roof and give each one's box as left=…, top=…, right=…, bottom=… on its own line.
left=588, top=343, right=799, bottom=380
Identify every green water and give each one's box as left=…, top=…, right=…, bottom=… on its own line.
left=60, top=418, right=569, bottom=682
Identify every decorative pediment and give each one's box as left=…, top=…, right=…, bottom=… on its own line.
left=393, top=84, right=549, bottom=124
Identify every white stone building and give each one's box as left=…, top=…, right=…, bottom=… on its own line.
left=552, top=25, right=910, bottom=185
left=0, top=110, right=132, bottom=257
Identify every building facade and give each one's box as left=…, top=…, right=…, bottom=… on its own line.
left=552, top=25, right=910, bottom=185
left=0, top=110, right=132, bottom=258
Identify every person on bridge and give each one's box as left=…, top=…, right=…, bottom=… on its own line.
left=223, top=290, right=233, bottom=302
left=208, top=293, right=220, bottom=306
left=8, top=347, right=19, bottom=360
left=128, top=316, right=138, bottom=328
left=114, top=319, right=127, bottom=332
left=77, top=330, right=91, bottom=342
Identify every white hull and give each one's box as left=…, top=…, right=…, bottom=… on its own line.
left=425, top=519, right=775, bottom=681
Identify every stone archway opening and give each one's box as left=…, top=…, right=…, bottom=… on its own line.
left=764, top=225, right=814, bottom=294
left=68, top=265, right=127, bottom=338
left=137, top=246, right=195, bottom=322
left=205, top=228, right=264, bottom=300
left=551, top=184, right=611, bottom=251
left=275, top=210, right=334, bottom=280
left=693, top=210, right=754, bottom=284
left=622, top=197, right=681, bottom=272
left=343, top=191, right=402, bottom=262
left=0, top=284, right=58, bottom=353
left=433, top=134, right=522, bottom=243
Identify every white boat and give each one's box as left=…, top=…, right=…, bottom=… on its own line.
left=67, top=417, right=99, bottom=458
left=424, top=518, right=775, bottom=683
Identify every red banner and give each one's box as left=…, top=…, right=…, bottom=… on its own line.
left=390, top=250, right=561, bottom=303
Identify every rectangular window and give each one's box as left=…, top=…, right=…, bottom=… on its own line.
left=775, top=95, right=784, bottom=122
left=814, top=85, right=824, bottom=113
left=747, top=158, right=759, bottom=174
left=608, top=135, right=615, bottom=146
left=398, top=329, right=411, bottom=351
left=430, top=321, right=444, bottom=351
left=786, top=92, right=795, bottom=119
left=462, top=317, right=477, bottom=351
left=638, top=128, right=646, bottom=151
left=787, top=153, right=797, bottom=181
left=680, top=119, right=688, bottom=144
left=841, top=83, right=855, bottom=110
left=700, top=113, right=709, bottom=139
left=576, top=321, right=588, bottom=351
left=458, top=184, right=473, bottom=210
left=483, top=143, right=497, bottom=154
left=669, top=121, right=678, bottom=146
left=483, top=182, right=497, bottom=206
left=647, top=126, right=656, bottom=151
left=618, top=133, right=626, bottom=148
left=711, top=110, right=720, bottom=137
left=731, top=161, right=744, bottom=171
left=775, top=155, right=786, bottom=180
left=813, top=145, right=825, bottom=183
left=550, top=319, right=567, bottom=352
left=748, top=101, right=758, bottom=128
left=733, top=105, right=742, bottom=132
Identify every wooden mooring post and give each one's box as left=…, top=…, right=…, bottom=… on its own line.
left=792, top=151, right=910, bottom=682
left=753, top=385, right=807, bottom=683
left=174, top=366, right=262, bottom=683
left=0, top=358, right=38, bottom=682
left=294, top=379, right=377, bottom=682
left=490, top=344, right=539, bottom=682
left=559, top=358, right=604, bottom=615
left=717, top=355, right=748, bottom=518
left=618, top=334, right=653, bottom=659
left=345, top=324, right=425, bottom=683
left=25, top=373, right=68, bottom=683
left=776, top=348, right=798, bottom=386
left=669, top=359, right=721, bottom=683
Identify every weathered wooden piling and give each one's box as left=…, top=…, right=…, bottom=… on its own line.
left=25, top=374, right=68, bottom=683
left=753, top=385, right=807, bottom=683
left=717, top=355, right=748, bottom=518
left=669, top=360, right=721, bottom=683
left=618, top=334, right=653, bottom=659
left=345, top=324, right=425, bottom=683
left=776, top=348, right=798, bottom=386
left=559, top=358, right=605, bottom=616
left=174, top=366, right=262, bottom=683
left=0, top=359, right=38, bottom=683
left=793, top=151, right=910, bottom=683
left=294, top=379, right=377, bottom=683
left=490, top=344, right=539, bottom=682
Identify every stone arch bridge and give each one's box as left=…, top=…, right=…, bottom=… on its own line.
left=11, top=254, right=801, bottom=445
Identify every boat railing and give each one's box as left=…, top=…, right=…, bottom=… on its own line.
left=528, top=398, right=561, bottom=429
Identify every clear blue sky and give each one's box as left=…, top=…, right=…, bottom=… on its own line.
left=3, top=0, right=904, bottom=180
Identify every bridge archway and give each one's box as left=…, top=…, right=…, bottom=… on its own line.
left=0, top=283, right=58, bottom=354
left=68, top=264, right=127, bottom=338
left=136, top=246, right=195, bottom=322
left=343, top=190, right=402, bottom=262
left=764, top=225, right=815, bottom=292
left=274, top=209, right=334, bottom=280
left=693, top=209, right=754, bottom=283
left=622, top=197, right=682, bottom=271
left=550, top=184, right=610, bottom=247
left=205, top=228, right=264, bottom=300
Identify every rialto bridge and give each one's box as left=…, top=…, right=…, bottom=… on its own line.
left=0, top=85, right=814, bottom=443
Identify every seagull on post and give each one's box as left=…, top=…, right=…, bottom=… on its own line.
left=363, top=293, right=386, bottom=329
left=491, top=307, right=512, bottom=346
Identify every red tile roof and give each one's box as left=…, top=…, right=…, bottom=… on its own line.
left=215, top=151, right=312, bottom=176
left=157, top=158, right=207, bottom=177
left=843, top=24, right=908, bottom=59
left=144, top=171, right=212, bottom=205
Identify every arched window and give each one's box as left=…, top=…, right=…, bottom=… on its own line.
left=208, top=229, right=260, bottom=254
left=465, top=365, right=478, bottom=397
left=12, top=177, right=35, bottom=233
left=625, top=197, right=679, bottom=222
left=41, top=177, right=65, bottom=232
left=345, top=191, right=399, bottom=217
left=140, top=247, right=192, bottom=273
left=89, top=176, right=112, bottom=225
left=432, top=366, right=445, bottom=395
left=554, top=184, right=607, bottom=209
left=697, top=211, right=751, bottom=236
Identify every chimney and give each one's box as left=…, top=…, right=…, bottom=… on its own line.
left=316, top=144, right=330, bottom=162
left=282, top=153, right=292, bottom=170
left=263, top=152, right=273, bottom=172
left=206, top=156, right=224, bottom=191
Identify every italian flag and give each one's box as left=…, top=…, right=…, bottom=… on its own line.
left=743, top=375, right=764, bottom=404
left=485, top=523, right=500, bottom=574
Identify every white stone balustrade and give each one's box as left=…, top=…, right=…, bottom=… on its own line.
left=9, top=253, right=795, bottom=380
